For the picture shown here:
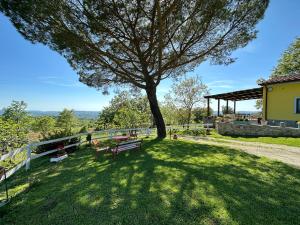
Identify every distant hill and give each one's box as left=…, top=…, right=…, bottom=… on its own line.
left=0, top=109, right=260, bottom=119
left=0, top=110, right=99, bottom=119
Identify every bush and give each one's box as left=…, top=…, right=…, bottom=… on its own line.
left=34, top=130, right=81, bottom=155
left=79, top=126, right=88, bottom=133
left=0, top=118, right=28, bottom=154
left=176, top=128, right=206, bottom=136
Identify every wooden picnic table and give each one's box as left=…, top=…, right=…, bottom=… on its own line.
left=113, top=136, right=130, bottom=142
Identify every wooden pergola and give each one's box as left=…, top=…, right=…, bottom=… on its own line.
left=204, top=87, right=263, bottom=116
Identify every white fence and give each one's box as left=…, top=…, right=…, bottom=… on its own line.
left=0, top=127, right=154, bottom=183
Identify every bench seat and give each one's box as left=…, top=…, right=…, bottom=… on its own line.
left=111, top=140, right=142, bottom=159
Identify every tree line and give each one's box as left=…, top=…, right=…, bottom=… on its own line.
left=0, top=76, right=210, bottom=153
left=97, top=76, right=210, bottom=129
left=0, top=101, right=90, bottom=154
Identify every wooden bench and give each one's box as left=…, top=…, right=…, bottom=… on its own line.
left=111, top=139, right=142, bottom=159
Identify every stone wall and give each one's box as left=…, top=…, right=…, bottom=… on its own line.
left=216, top=122, right=300, bottom=137
left=267, top=119, right=298, bottom=128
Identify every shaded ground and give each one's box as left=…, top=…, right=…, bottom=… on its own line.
left=0, top=139, right=300, bottom=225
left=183, top=136, right=300, bottom=169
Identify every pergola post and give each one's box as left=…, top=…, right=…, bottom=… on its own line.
left=217, top=99, right=220, bottom=116
left=226, top=100, right=229, bottom=114
left=234, top=101, right=236, bottom=114
left=207, top=97, right=210, bottom=117
left=204, top=87, right=263, bottom=117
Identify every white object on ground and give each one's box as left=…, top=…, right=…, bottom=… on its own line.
left=50, top=154, right=68, bottom=162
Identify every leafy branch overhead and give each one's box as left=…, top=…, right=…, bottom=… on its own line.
left=0, top=0, right=269, bottom=138
left=272, top=37, right=300, bottom=77
left=0, top=0, right=269, bottom=90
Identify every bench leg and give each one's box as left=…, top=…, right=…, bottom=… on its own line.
left=112, top=151, right=117, bottom=160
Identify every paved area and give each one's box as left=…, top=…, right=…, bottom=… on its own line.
left=182, top=136, right=300, bottom=169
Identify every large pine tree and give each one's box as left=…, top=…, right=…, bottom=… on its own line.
left=1, top=0, right=269, bottom=138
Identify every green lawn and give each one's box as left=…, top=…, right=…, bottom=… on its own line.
left=209, top=130, right=300, bottom=147
left=1, top=139, right=300, bottom=225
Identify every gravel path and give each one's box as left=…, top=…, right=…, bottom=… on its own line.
left=182, top=136, right=300, bottom=169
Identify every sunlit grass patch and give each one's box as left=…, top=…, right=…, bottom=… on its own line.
left=0, top=139, right=300, bottom=225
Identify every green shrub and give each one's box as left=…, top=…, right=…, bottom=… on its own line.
left=176, top=128, right=206, bottom=136
left=35, top=130, right=80, bottom=155
left=79, top=126, right=88, bottom=133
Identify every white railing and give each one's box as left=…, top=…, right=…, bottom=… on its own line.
left=0, top=127, right=154, bottom=183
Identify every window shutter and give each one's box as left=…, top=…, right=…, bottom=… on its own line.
left=296, top=98, right=300, bottom=114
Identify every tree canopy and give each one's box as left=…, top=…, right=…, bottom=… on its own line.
left=32, top=116, right=56, bottom=139
left=2, top=100, right=28, bottom=124
left=0, top=0, right=269, bottom=138
left=56, top=109, right=77, bottom=135
left=0, top=101, right=29, bottom=153
left=166, top=76, right=208, bottom=124
left=272, top=37, right=300, bottom=76
left=255, top=37, right=300, bottom=110
left=96, top=91, right=152, bottom=129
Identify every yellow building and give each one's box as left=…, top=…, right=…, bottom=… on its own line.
left=205, top=74, right=300, bottom=128
left=260, top=74, right=300, bottom=127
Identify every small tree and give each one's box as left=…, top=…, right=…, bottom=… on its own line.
left=56, top=109, right=77, bottom=135
left=167, top=76, right=208, bottom=124
left=0, top=118, right=27, bottom=153
left=96, top=107, right=116, bottom=130
left=254, top=78, right=265, bottom=110
left=32, top=116, right=56, bottom=139
left=193, top=107, right=213, bottom=123
left=0, top=0, right=269, bottom=138
left=113, top=108, right=143, bottom=128
left=1, top=101, right=30, bottom=149
left=96, top=91, right=152, bottom=129
left=222, top=105, right=234, bottom=115
left=2, top=100, right=28, bottom=124
left=161, top=93, right=180, bottom=125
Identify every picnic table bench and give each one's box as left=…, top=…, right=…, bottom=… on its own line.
left=113, top=136, right=130, bottom=142
left=111, top=139, right=142, bottom=159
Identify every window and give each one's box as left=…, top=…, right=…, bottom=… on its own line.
left=296, top=98, right=300, bottom=114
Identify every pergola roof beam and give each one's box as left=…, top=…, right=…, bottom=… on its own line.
left=204, top=87, right=263, bottom=101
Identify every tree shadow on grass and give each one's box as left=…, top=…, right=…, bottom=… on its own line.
left=1, top=139, right=300, bottom=225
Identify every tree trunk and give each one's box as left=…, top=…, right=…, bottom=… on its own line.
left=146, top=86, right=166, bottom=138
left=187, top=109, right=192, bottom=128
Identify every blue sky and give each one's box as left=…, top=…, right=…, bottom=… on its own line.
left=0, top=0, right=299, bottom=111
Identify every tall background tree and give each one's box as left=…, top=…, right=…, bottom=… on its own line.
left=255, top=37, right=300, bottom=110
left=0, top=0, right=269, bottom=138
left=166, top=76, right=208, bottom=124
left=272, top=37, right=300, bottom=76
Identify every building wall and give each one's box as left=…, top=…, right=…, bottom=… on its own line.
left=263, top=82, right=300, bottom=123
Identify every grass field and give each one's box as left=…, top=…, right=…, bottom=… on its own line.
left=209, top=130, right=300, bottom=147
left=0, top=139, right=300, bottom=225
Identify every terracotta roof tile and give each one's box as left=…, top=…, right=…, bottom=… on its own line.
left=259, top=74, right=300, bottom=85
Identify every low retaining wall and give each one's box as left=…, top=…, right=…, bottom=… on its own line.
left=216, top=122, right=300, bottom=137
